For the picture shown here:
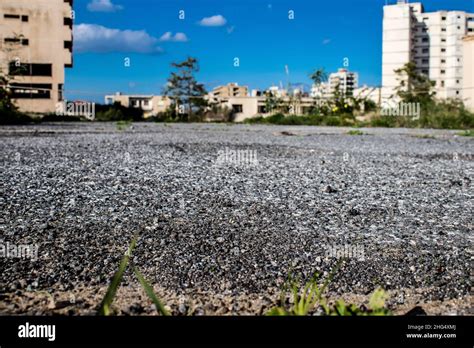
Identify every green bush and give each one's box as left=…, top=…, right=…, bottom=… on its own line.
left=0, top=109, right=33, bottom=124
left=0, top=82, right=33, bottom=124
left=245, top=113, right=341, bottom=126
left=458, top=129, right=474, bottom=137
left=323, top=116, right=341, bottom=126
left=95, top=103, right=144, bottom=122
left=420, top=100, right=474, bottom=129
left=367, top=100, right=474, bottom=129
left=347, top=130, right=365, bottom=136
left=40, top=113, right=83, bottom=122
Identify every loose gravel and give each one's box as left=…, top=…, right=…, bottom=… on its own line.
left=0, top=123, right=472, bottom=315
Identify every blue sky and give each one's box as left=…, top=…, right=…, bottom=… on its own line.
left=67, top=0, right=473, bottom=102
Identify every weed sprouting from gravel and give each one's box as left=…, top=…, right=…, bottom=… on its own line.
left=100, top=241, right=390, bottom=317
left=329, top=288, right=391, bottom=316
left=266, top=263, right=391, bottom=316
left=98, top=237, right=169, bottom=316
left=458, top=129, right=473, bottom=137
left=134, top=267, right=170, bottom=316
left=116, top=120, right=132, bottom=131
left=98, top=238, right=136, bottom=316
left=346, top=130, right=365, bottom=136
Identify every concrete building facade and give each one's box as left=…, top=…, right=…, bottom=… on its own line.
left=0, top=0, right=74, bottom=114
left=106, top=92, right=321, bottom=122
left=328, top=68, right=359, bottom=97
left=218, top=96, right=318, bottom=122
left=382, top=0, right=474, bottom=101
left=310, top=82, right=330, bottom=99
left=463, top=35, right=474, bottom=111
left=209, top=83, right=248, bottom=101
left=105, top=93, right=172, bottom=118
left=354, top=86, right=382, bottom=105
left=310, top=69, right=358, bottom=99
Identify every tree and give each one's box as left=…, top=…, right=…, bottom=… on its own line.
left=309, top=68, right=328, bottom=113
left=205, top=103, right=233, bottom=122
left=394, top=62, right=435, bottom=105
left=264, top=90, right=282, bottom=114
left=0, top=34, right=24, bottom=119
left=309, top=68, right=328, bottom=86
left=0, top=70, right=15, bottom=112
left=163, top=57, right=207, bottom=122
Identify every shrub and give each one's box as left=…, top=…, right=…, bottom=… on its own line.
left=40, top=113, right=83, bottom=122
left=458, top=129, right=473, bottom=137
left=95, top=103, right=144, bottom=122
left=0, top=78, right=33, bottom=124
left=323, top=116, right=342, bottom=127
left=347, top=130, right=365, bottom=136
left=0, top=109, right=33, bottom=125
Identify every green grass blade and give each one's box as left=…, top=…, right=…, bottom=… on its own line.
left=266, top=307, right=289, bottom=316
left=98, top=238, right=136, bottom=316
left=134, top=267, right=170, bottom=316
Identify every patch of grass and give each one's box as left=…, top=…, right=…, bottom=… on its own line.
left=267, top=263, right=391, bottom=316
left=267, top=262, right=339, bottom=316
left=458, top=129, right=474, bottom=137
left=266, top=275, right=327, bottom=316
left=347, top=130, right=365, bottom=136
left=244, top=113, right=356, bottom=127
left=116, top=120, right=132, bottom=131
left=330, top=288, right=391, bottom=316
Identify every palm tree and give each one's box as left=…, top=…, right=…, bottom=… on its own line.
left=309, top=68, right=328, bottom=112
left=309, top=68, right=328, bottom=86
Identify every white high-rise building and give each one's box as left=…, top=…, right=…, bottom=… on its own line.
left=463, top=35, right=474, bottom=111
left=382, top=0, right=474, bottom=101
left=328, top=68, right=358, bottom=97
left=310, top=69, right=358, bottom=99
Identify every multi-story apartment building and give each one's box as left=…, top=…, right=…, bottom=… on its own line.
left=209, top=83, right=248, bottom=100
left=310, top=69, right=358, bottom=99
left=328, top=68, right=359, bottom=97
left=104, top=93, right=172, bottom=118
left=382, top=0, right=474, bottom=101
left=267, top=85, right=288, bottom=98
left=463, top=35, right=474, bottom=111
left=310, top=82, right=330, bottom=99
left=0, top=0, right=73, bottom=114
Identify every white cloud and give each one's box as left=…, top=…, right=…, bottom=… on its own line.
left=159, top=32, right=188, bottom=42
left=198, top=15, right=227, bottom=27
left=322, top=38, right=331, bottom=45
left=87, top=0, right=123, bottom=12
left=74, top=24, right=162, bottom=54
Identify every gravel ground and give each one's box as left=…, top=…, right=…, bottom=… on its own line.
left=0, top=122, right=472, bottom=315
